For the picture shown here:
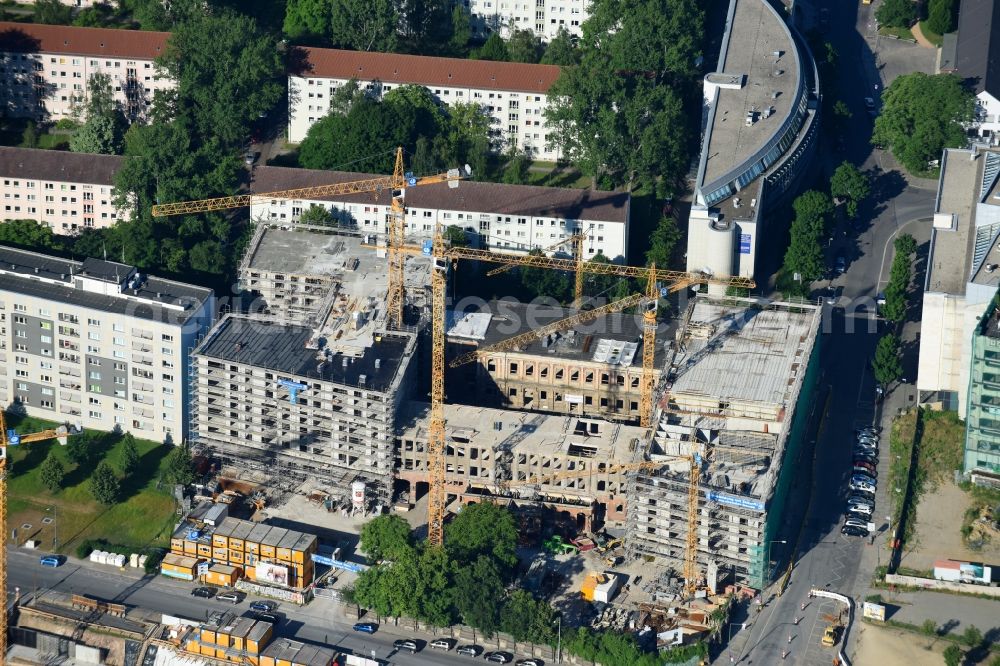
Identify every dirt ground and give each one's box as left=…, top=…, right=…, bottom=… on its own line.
left=854, top=624, right=946, bottom=666
left=900, top=481, right=1000, bottom=571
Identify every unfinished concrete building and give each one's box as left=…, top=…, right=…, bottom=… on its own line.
left=446, top=303, right=671, bottom=423
left=192, top=228, right=428, bottom=505
left=238, top=222, right=431, bottom=325
left=627, top=297, right=822, bottom=589
left=395, top=402, right=650, bottom=529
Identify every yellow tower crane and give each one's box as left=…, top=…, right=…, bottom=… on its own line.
left=485, top=229, right=591, bottom=306
left=0, top=413, right=79, bottom=659
left=150, top=147, right=469, bottom=329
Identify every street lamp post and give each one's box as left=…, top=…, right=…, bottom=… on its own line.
left=766, top=539, right=787, bottom=585
left=46, top=505, right=57, bottom=551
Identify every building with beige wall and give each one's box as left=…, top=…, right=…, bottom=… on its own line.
left=251, top=166, right=631, bottom=262
left=0, top=245, right=215, bottom=441
left=0, top=146, right=126, bottom=234
left=288, top=46, right=560, bottom=159
left=395, top=401, right=649, bottom=529
left=0, top=21, right=171, bottom=121
left=465, top=0, right=590, bottom=41
left=446, top=303, right=663, bottom=422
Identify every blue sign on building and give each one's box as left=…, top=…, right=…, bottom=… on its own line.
left=739, top=234, right=752, bottom=255
left=707, top=490, right=765, bottom=512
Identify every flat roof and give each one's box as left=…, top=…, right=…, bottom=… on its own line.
left=449, top=301, right=673, bottom=366
left=253, top=166, right=630, bottom=225
left=397, top=401, right=648, bottom=460
left=195, top=314, right=414, bottom=393
left=179, top=516, right=317, bottom=553
left=261, top=638, right=337, bottom=666
left=0, top=146, right=123, bottom=185
left=295, top=45, right=560, bottom=93
left=700, top=0, right=800, bottom=187
left=927, top=148, right=985, bottom=295
left=0, top=245, right=212, bottom=324
left=670, top=299, right=819, bottom=409
left=0, top=21, right=169, bottom=60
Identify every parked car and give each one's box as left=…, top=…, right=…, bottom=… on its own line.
left=192, top=587, right=216, bottom=598
left=39, top=555, right=62, bottom=567
left=834, top=253, right=847, bottom=275
left=217, top=591, right=243, bottom=604
left=854, top=445, right=878, bottom=457
left=486, top=652, right=514, bottom=664
left=847, top=494, right=875, bottom=508
left=850, top=481, right=876, bottom=494
left=842, top=524, right=868, bottom=537
left=857, top=426, right=879, bottom=435
left=864, top=97, right=877, bottom=114
left=456, top=645, right=481, bottom=657
left=516, top=659, right=544, bottom=666
left=393, top=639, right=418, bottom=654
left=853, top=460, right=877, bottom=471
left=352, top=622, right=377, bottom=634
left=844, top=518, right=870, bottom=530
left=853, top=465, right=877, bottom=478
left=249, top=601, right=276, bottom=613
left=253, top=612, right=280, bottom=624
left=851, top=473, right=876, bottom=485
left=846, top=504, right=873, bottom=517
left=429, top=639, right=454, bottom=651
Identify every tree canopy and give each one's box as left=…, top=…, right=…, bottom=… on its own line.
left=545, top=0, right=704, bottom=195
left=70, top=72, right=128, bottom=155
left=875, top=0, right=916, bottom=29
left=541, top=27, right=580, bottom=66
left=40, top=451, right=66, bottom=493
left=89, top=461, right=121, bottom=505
left=829, top=161, right=871, bottom=219
left=926, top=0, right=957, bottom=35
left=872, top=73, right=973, bottom=174
left=359, top=514, right=414, bottom=562
left=872, top=333, right=903, bottom=386
left=445, top=501, right=518, bottom=572
left=781, top=190, right=834, bottom=287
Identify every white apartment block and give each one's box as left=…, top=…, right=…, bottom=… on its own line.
left=0, top=146, right=126, bottom=234
left=0, top=246, right=215, bottom=442
left=251, top=166, right=631, bottom=262
left=289, top=47, right=561, bottom=160
left=0, top=21, right=172, bottom=121
left=464, top=0, right=590, bottom=41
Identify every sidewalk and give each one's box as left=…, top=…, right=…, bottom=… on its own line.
left=909, top=22, right=937, bottom=50
left=878, top=589, right=1000, bottom=636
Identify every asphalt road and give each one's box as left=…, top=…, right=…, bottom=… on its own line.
left=717, top=1, right=938, bottom=664
left=7, top=549, right=509, bottom=666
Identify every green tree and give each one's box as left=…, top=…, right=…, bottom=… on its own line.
left=299, top=205, right=335, bottom=226
left=123, top=0, right=202, bottom=30
left=331, top=0, right=399, bottom=51
left=353, top=554, right=420, bottom=618
left=875, top=0, right=916, bottom=28
left=445, top=501, right=518, bottom=571
left=445, top=101, right=493, bottom=175
left=962, top=625, right=983, bottom=648
left=943, top=644, right=963, bottom=666
left=413, top=545, right=454, bottom=626
left=926, top=0, right=957, bottom=35
left=872, top=73, right=973, bottom=174
left=443, top=225, right=468, bottom=247
left=73, top=3, right=117, bottom=28
left=66, top=433, right=97, bottom=467
left=359, top=514, right=414, bottom=562
left=449, top=5, right=472, bottom=54
left=545, top=0, right=702, bottom=195
left=34, top=0, right=73, bottom=24
left=327, top=79, right=368, bottom=116
left=541, top=27, right=579, bottom=66
left=520, top=248, right=572, bottom=301
left=894, top=233, right=916, bottom=257
left=118, top=433, right=140, bottom=478
left=40, top=451, right=66, bottom=493
left=159, top=9, right=285, bottom=151
left=163, top=444, right=195, bottom=485
left=646, top=214, right=682, bottom=268
left=872, top=333, right=903, bottom=386
left=21, top=122, right=39, bottom=149
left=453, top=556, right=503, bottom=635
left=89, top=461, right=121, bottom=505
left=0, top=219, right=60, bottom=251
left=474, top=33, right=509, bottom=61
left=500, top=589, right=556, bottom=643
left=782, top=190, right=833, bottom=286
left=502, top=149, right=532, bottom=184
left=830, top=161, right=871, bottom=219
left=399, top=0, right=453, bottom=49
left=507, top=29, right=542, bottom=63
left=283, top=0, right=332, bottom=44
left=71, top=73, right=128, bottom=155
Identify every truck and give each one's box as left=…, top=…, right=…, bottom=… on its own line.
left=821, top=625, right=840, bottom=647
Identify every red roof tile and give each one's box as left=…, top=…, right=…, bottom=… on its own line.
left=0, top=22, right=169, bottom=60
left=296, top=46, right=560, bottom=93
left=253, top=166, right=630, bottom=224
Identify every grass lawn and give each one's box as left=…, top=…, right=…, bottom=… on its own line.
left=879, top=26, right=914, bottom=40
left=915, top=410, right=964, bottom=484
left=5, top=412, right=177, bottom=555
left=917, top=20, right=944, bottom=47
left=526, top=162, right=591, bottom=189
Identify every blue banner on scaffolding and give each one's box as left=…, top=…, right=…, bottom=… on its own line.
left=707, top=490, right=764, bottom=512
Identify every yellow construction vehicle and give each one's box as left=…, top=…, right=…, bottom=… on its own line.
left=0, top=412, right=80, bottom=659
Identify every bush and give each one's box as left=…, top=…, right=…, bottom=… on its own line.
left=922, top=618, right=938, bottom=635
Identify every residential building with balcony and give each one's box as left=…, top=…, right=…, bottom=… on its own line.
left=288, top=47, right=560, bottom=159
left=965, top=292, right=1000, bottom=482
left=0, top=146, right=126, bottom=234
left=940, top=0, right=1000, bottom=146
left=251, top=166, right=630, bottom=262
left=465, top=0, right=590, bottom=41
left=0, top=21, right=172, bottom=121
left=0, top=245, right=215, bottom=441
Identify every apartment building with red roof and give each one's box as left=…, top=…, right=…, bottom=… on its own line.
left=289, top=46, right=563, bottom=160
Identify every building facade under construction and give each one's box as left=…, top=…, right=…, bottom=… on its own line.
left=627, top=297, right=822, bottom=589
left=190, top=226, right=427, bottom=506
